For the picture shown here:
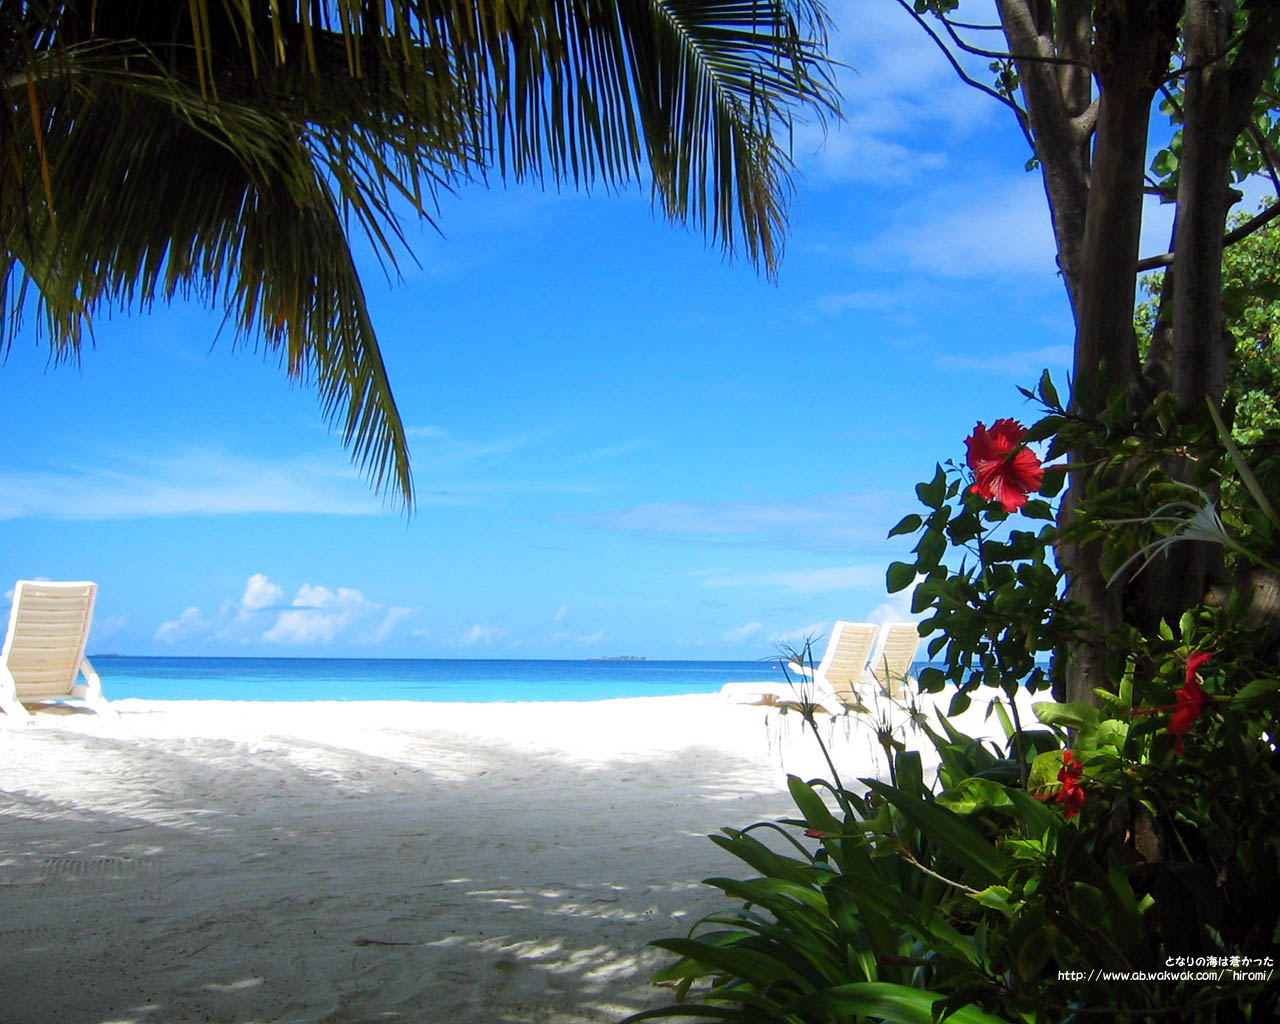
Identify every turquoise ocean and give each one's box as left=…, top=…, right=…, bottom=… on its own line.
left=90, top=656, right=794, bottom=703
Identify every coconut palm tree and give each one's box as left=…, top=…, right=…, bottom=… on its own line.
left=2, top=0, right=836, bottom=506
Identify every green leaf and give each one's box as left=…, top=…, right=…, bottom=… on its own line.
left=1031, top=700, right=1100, bottom=731
left=1038, top=369, right=1060, bottom=409
left=1208, top=398, right=1280, bottom=526
left=786, top=775, right=844, bottom=835
left=865, top=781, right=1014, bottom=883
left=888, top=513, right=924, bottom=538
left=1021, top=415, right=1063, bottom=443
left=782, top=982, right=1011, bottom=1024
left=887, top=561, right=918, bottom=593
left=916, top=465, right=947, bottom=509
left=915, top=527, right=947, bottom=569
left=1027, top=749, right=1064, bottom=796
left=1234, top=677, right=1280, bottom=700
left=937, top=777, right=1014, bottom=814
left=970, top=884, right=1016, bottom=916
left=648, top=937, right=800, bottom=991
left=1040, top=465, right=1067, bottom=498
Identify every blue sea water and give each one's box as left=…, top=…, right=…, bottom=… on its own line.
left=89, top=655, right=792, bottom=703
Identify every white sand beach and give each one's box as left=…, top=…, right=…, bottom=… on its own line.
left=0, top=692, right=1025, bottom=1024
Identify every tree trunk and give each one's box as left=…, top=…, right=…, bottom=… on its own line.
left=1057, top=2, right=1177, bottom=704
left=1129, top=1, right=1280, bottom=635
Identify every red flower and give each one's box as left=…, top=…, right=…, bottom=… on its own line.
left=1169, top=652, right=1212, bottom=755
left=964, top=419, right=1045, bottom=513
left=804, top=828, right=830, bottom=839
left=1056, top=750, right=1086, bottom=819
left=1036, top=749, right=1086, bottom=819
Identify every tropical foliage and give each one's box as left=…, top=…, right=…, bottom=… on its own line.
left=1138, top=202, right=1280, bottom=446
left=630, top=383, right=1280, bottom=1022
left=901, top=0, right=1280, bottom=704
left=2, top=0, right=836, bottom=503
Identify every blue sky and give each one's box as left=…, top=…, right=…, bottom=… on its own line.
left=2, top=2, right=1202, bottom=660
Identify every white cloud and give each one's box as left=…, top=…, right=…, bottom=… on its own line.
left=572, top=440, right=649, bottom=462
left=0, top=427, right=596, bottom=521
left=459, top=624, right=506, bottom=647
left=91, top=613, right=130, bottom=643
left=262, top=584, right=378, bottom=645
left=405, top=424, right=449, bottom=439
left=794, top=0, right=999, bottom=186
left=860, top=175, right=1057, bottom=280
left=934, top=344, right=1073, bottom=378
left=0, top=447, right=384, bottom=520
left=238, top=573, right=284, bottom=616
left=768, top=621, right=833, bottom=649
left=702, top=566, right=885, bottom=594
left=358, top=606, right=416, bottom=646
left=553, top=605, right=570, bottom=622
left=562, top=493, right=902, bottom=551
left=154, top=575, right=415, bottom=648
left=868, top=580, right=925, bottom=625
left=723, top=621, right=764, bottom=644
left=155, top=606, right=206, bottom=644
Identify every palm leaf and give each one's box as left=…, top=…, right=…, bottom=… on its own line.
left=3, top=0, right=837, bottom=505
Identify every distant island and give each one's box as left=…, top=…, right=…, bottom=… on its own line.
left=587, top=656, right=646, bottom=662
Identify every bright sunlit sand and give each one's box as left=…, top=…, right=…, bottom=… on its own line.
left=0, top=691, right=1025, bottom=1023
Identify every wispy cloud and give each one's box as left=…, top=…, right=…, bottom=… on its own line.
left=934, top=344, right=1073, bottom=377
left=560, top=493, right=903, bottom=550
left=0, top=431, right=597, bottom=520
left=768, top=621, right=833, bottom=648
left=0, top=447, right=383, bottom=520
left=701, top=566, right=885, bottom=594
left=794, top=1, right=996, bottom=186
left=868, top=581, right=925, bottom=625
left=571, top=440, right=649, bottom=463
left=858, top=175, right=1057, bottom=280
left=723, top=621, right=764, bottom=644
left=458, top=623, right=507, bottom=647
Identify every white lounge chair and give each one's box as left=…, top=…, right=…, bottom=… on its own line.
left=864, top=621, right=921, bottom=698
left=721, top=621, right=880, bottom=712
left=0, top=580, right=113, bottom=721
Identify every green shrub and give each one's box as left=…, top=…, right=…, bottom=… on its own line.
left=627, top=379, right=1280, bottom=1024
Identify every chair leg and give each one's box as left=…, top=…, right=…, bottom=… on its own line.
left=77, top=657, right=117, bottom=717
left=0, top=667, right=32, bottom=722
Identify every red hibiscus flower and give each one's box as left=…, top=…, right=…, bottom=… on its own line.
left=1035, top=749, right=1086, bottom=819
left=1169, top=652, right=1212, bottom=755
left=1056, top=750, right=1086, bottom=819
left=964, top=419, right=1045, bottom=513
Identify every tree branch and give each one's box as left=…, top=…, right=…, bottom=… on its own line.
left=933, top=10, right=1092, bottom=70
left=1069, top=97, right=1099, bottom=142
left=890, top=0, right=1034, bottom=149
left=940, top=17, right=1005, bottom=32
left=1247, top=122, right=1280, bottom=197
left=1136, top=201, right=1280, bottom=271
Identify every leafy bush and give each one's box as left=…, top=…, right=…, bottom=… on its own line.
left=626, top=378, right=1280, bottom=1023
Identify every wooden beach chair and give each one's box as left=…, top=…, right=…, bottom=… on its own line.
left=864, top=621, right=921, bottom=698
left=721, top=621, right=880, bottom=712
left=0, top=580, right=113, bottom=721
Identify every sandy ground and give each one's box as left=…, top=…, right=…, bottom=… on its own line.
left=0, top=691, right=1029, bottom=1024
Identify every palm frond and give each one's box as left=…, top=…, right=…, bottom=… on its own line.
left=3, top=0, right=837, bottom=507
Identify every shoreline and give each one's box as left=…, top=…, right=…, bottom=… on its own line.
left=0, top=693, right=1023, bottom=1023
